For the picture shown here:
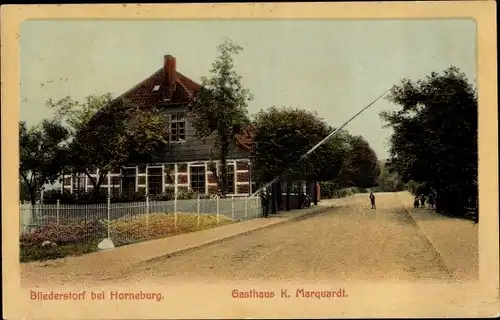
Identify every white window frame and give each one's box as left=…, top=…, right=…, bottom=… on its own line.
left=168, top=112, right=187, bottom=143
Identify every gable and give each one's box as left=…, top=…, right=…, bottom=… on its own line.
left=118, top=69, right=201, bottom=109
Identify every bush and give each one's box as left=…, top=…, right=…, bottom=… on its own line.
left=406, top=180, right=429, bottom=196
left=319, top=181, right=337, bottom=199
left=318, top=182, right=370, bottom=199
left=43, top=189, right=109, bottom=204
left=20, top=220, right=104, bottom=262
left=20, top=220, right=106, bottom=246
left=111, top=190, right=146, bottom=203
left=42, top=189, right=79, bottom=204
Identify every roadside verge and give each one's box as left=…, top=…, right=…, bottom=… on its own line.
left=397, top=192, right=479, bottom=281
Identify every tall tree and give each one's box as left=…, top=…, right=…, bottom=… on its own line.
left=46, top=93, right=114, bottom=196
left=341, top=135, right=381, bottom=188
left=249, top=107, right=348, bottom=185
left=381, top=66, right=477, bottom=216
left=19, top=120, right=70, bottom=205
left=188, top=40, right=253, bottom=197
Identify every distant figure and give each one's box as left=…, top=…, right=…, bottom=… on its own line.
left=428, top=194, right=435, bottom=209
left=419, top=194, right=426, bottom=208
left=369, top=192, right=376, bottom=209
left=414, top=196, right=420, bottom=208
left=298, top=191, right=304, bottom=209
left=303, top=193, right=311, bottom=208
left=260, top=191, right=269, bottom=218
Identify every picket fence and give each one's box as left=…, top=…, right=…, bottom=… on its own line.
left=20, top=195, right=263, bottom=242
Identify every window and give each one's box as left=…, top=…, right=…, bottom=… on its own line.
left=122, top=168, right=136, bottom=194
left=147, top=167, right=163, bottom=195
left=72, top=174, right=85, bottom=192
left=165, top=164, right=175, bottom=184
left=190, top=165, right=205, bottom=193
left=226, top=164, right=235, bottom=194
left=217, top=164, right=235, bottom=194
left=63, top=177, right=71, bottom=186
left=169, top=112, right=186, bottom=142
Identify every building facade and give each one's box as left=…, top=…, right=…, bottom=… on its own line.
left=62, top=54, right=255, bottom=197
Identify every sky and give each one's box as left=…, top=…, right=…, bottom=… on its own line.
left=20, top=19, right=476, bottom=160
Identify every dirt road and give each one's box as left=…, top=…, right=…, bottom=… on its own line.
left=123, top=192, right=453, bottom=283
left=22, top=192, right=460, bottom=286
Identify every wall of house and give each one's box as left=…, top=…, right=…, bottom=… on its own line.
left=155, top=106, right=248, bottom=163
left=62, top=103, right=254, bottom=197
left=61, top=159, right=255, bottom=197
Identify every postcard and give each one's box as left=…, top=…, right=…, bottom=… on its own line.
left=1, top=2, right=498, bottom=319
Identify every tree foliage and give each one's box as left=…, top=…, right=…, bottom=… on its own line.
left=380, top=66, right=477, bottom=216
left=68, top=97, right=170, bottom=197
left=340, top=135, right=380, bottom=188
left=19, top=120, right=70, bottom=204
left=249, top=106, right=381, bottom=191
left=188, top=40, right=253, bottom=196
left=46, top=93, right=114, bottom=135
left=375, top=160, right=405, bottom=192
left=250, top=107, right=349, bottom=185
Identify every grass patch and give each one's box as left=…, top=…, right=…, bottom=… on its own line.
left=106, top=212, right=235, bottom=246
left=20, top=242, right=99, bottom=263
left=20, top=213, right=235, bottom=262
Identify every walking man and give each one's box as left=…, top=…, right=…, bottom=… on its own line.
left=369, top=192, right=376, bottom=209
left=419, top=194, right=426, bottom=208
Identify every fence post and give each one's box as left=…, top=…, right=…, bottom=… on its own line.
left=146, top=195, right=150, bottom=236
left=197, top=195, right=201, bottom=228
left=231, top=195, right=235, bottom=220
left=256, top=196, right=260, bottom=217
left=107, top=195, right=111, bottom=239
left=216, top=195, right=220, bottom=225
left=174, top=192, right=178, bottom=230
left=244, top=195, right=248, bottom=220
left=56, top=199, right=60, bottom=224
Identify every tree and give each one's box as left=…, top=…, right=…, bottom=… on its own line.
left=19, top=120, right=70, bottom=205
left=46, top=93, right=114, bottom=135
left=375, top=160, right=404, bottom=192
left=68, top=97, right=170, bottom=198
left=188, top=40, right=253, bottom=197
left=46, top=93, right=114, bottom=198
left=249, top=107, right=348, bottom=185
left=380, top=66, right=477, bottom=216
left=20, top=179, right=32, bottom=203
left=340, top=135, right=380, bottom=189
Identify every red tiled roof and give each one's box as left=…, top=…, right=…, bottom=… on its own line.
left=118, top=68, right=201, bottom=108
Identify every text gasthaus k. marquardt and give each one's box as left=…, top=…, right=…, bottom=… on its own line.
left=231, top=288, right=348, bottom=299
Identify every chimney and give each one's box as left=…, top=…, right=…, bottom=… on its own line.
left=163, top=55, right=177, bottom=100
